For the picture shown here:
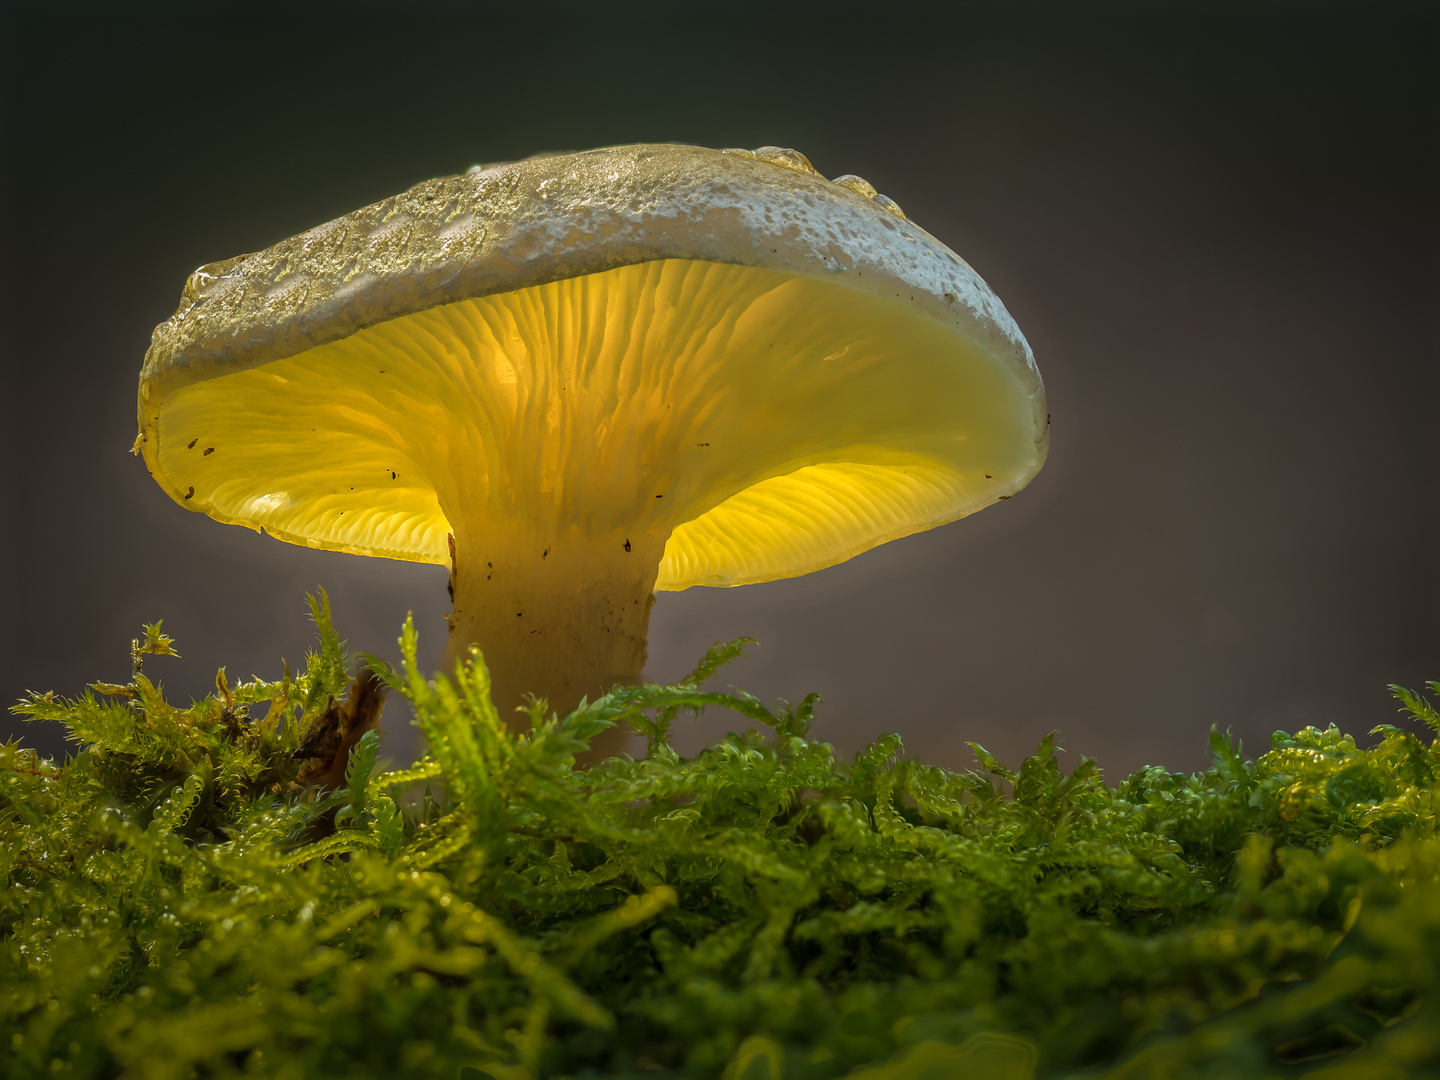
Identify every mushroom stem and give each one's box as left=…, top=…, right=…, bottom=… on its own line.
left=445, top=527, right=667, bottom=746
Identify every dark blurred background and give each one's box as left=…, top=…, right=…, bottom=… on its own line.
left=2, top=2, right=1436, bottom=779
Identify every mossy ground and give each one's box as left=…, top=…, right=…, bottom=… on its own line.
left=3, top=594, right=1438, bottom=1079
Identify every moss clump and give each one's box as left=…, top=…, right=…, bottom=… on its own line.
left=3, top=596, right=1439, bottom=1079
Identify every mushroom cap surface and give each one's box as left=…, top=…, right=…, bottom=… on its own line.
left=138, top=143, right=1048, bottom=589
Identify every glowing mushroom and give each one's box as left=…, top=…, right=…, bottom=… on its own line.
left=136, top=144, right=1048, bottom=723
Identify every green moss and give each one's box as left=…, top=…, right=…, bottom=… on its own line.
left=3, top=597, right=1438, bottom=1079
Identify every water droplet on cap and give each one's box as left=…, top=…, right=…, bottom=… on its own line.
left=873, top=193, right=907, bottom=220
left=831, top=174, right=878, bottom=199
left=174, top=254, right=250, bottom=318
left=751, top=147, right=816, bottom=175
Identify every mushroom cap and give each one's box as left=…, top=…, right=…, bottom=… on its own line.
left=138, top=144, right=1047, bottom=590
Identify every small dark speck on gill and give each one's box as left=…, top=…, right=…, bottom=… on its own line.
left=203, top=447, right=215, bottom=455
left=186, top=438, right=198, bottom=449
left=184, top=486, right=195, bottom=500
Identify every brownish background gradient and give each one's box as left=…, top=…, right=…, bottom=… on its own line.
left=2, top=2, right=1436, bottom=780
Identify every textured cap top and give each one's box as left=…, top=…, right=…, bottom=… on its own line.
left=140, top=144, right=1038, bottom=400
